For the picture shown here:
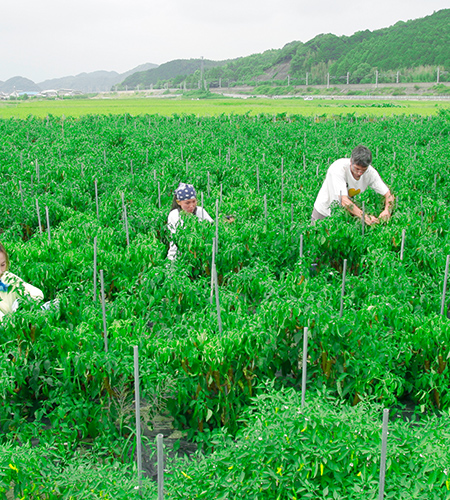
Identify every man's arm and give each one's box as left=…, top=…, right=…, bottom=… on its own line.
left=341, top=195, right=379, bottom=225
left=378, top=190, right=395, bottom=221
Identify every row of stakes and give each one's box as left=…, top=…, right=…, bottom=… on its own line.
left=29, top=191, right=448, bottom=499
left=129, top=330, right=390, bottom=498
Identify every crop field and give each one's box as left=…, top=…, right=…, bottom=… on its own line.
left=0, top=95, right=449, bottom=119
left=1, top=109, right=450, bottom=498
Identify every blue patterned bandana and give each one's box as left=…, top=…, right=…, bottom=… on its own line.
left=0, top=280, right=9, bottom=292
left=175, top=183, right=196, bottom=201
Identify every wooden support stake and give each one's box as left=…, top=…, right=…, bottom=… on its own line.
left=36, top=159, right=40, bottom=183
left=215, top=199, right=219, bottom=254
left=300, top=234, right=304, bottom=258
left=362, top=201, right=365, bottom=237
left=93, top=236, right=97, bottom=302
left=207, top=172, right=211, bottom=196
left=256, top=165, right=260, bottom=194
left=124, top=204, right=130, bottom=246
left=133, top=346, right=143, bottom=490
left=100, top=270, right=108, bottom=352
left=45, top=206, right=51, bottom=242
left=400, top=229, right=406, bottom=261
left=200, top=192, right=204, bottom=220
left=95, top=179, right=99, bottom=219
left=280, top=159, right=284, bottom=205
left=36, top=198, right=42, bottom=234
left=378, top=409, right=390, bottom=500
left=157, top=433, right=164, bottom=499
left=301, top=327, right=308, bottom=408
left=441, top=255, right=450, bottom=317
left=158, top=182, right=161, bottom=209
left=213, top=262, right=223, bottom=334
left=264, top=194, right=267, bottom=226
left=19, top=181, right=24, bottom=207
left=210, top=237, right=216, bottom=304
left=339, top=259, right=348, bottom=318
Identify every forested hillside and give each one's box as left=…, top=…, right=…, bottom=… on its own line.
left=120, top=9, right=449, bottom=89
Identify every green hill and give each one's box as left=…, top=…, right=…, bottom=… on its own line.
left=120, top=9, right=449, bottom=89
left=119, top=58, right=228, bottom=89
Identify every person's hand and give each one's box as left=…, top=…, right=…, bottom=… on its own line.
left=364, top=214, right=379, bottom=225
left=378, top=209, right=391, bottom=222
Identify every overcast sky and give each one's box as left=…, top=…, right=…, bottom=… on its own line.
left=1, top=1, right=448, bottom=83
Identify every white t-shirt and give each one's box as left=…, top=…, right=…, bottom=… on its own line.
left=314, top=158, right=389, bottom=217
left=0, top=271, right=44, bottom=320
left=167, top=207, right=213, bottom=260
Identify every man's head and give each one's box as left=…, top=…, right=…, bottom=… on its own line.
left=350, top=145, right=372, bottom=180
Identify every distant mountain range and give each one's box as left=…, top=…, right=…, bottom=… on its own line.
left=1, top=9, right=448, bottom=94
left=0, top=63, right=157, bottom=94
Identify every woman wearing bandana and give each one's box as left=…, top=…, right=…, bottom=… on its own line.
left=0, top=243, right=44, bottom=321
left=167, top=183, right=213, bottom=260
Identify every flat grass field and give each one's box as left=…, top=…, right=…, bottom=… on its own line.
left=0, top=95, right=449, bottom=118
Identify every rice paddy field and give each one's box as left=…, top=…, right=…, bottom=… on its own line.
left=0, top=95, right=449, bottom=119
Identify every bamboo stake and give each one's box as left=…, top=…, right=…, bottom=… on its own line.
left=158, top=182, right=161, bottom=209
left=207, top=172, right=211, bottom=196
left=100, top=270, right=108, bottom=352
left=133, top=346, right=143, bottom=490
left=157, top=434, right=164, bottom=499
left=441, top=255, right=449, bottom=317
left=124, top=204, right=130, bottom=246
left=339, top=259, right=348, bottom=318
left=256, top=165, right=260, bottom=193
left=220, top=183, right=223, bottom=204
left=301, top=327, right=308, bottom=408
left=362, top=201, right=365, bottom=237
left=210, top=237, right=216, bottom=304
left=185, top=159, right=188, bottom=175
left=35, top=159, right=40, bottom=183
left=213, top=262, right=223, bottom=334
left=19, top=181, right=24, bottom=207
left=45, top=206, right=51, bottom=242
left=400, top=229, right=406, bottom=261
left=299, top=234, right=304, bottom=258
left=200, top=192, right=204, bottom=220
left=95, top=179, right=99, bottom=219
left=378, top=409, right=390, bottom=499
left=420, top=196, right=424, bottom=226
left=264, top=194, right=267, bottom=227
left=36, top=198, right=42, bottom=234
left=93, top=236, right=97, bottom=302
left=215, top=199, right=219, bottom=254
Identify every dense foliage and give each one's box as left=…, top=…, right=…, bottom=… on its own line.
left=0, top=109, right=449, bottom=497
left=122, top=9, right=449, bottom=89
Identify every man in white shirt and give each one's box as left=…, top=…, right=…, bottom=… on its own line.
left=312, top=145, right=395, bottom=225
